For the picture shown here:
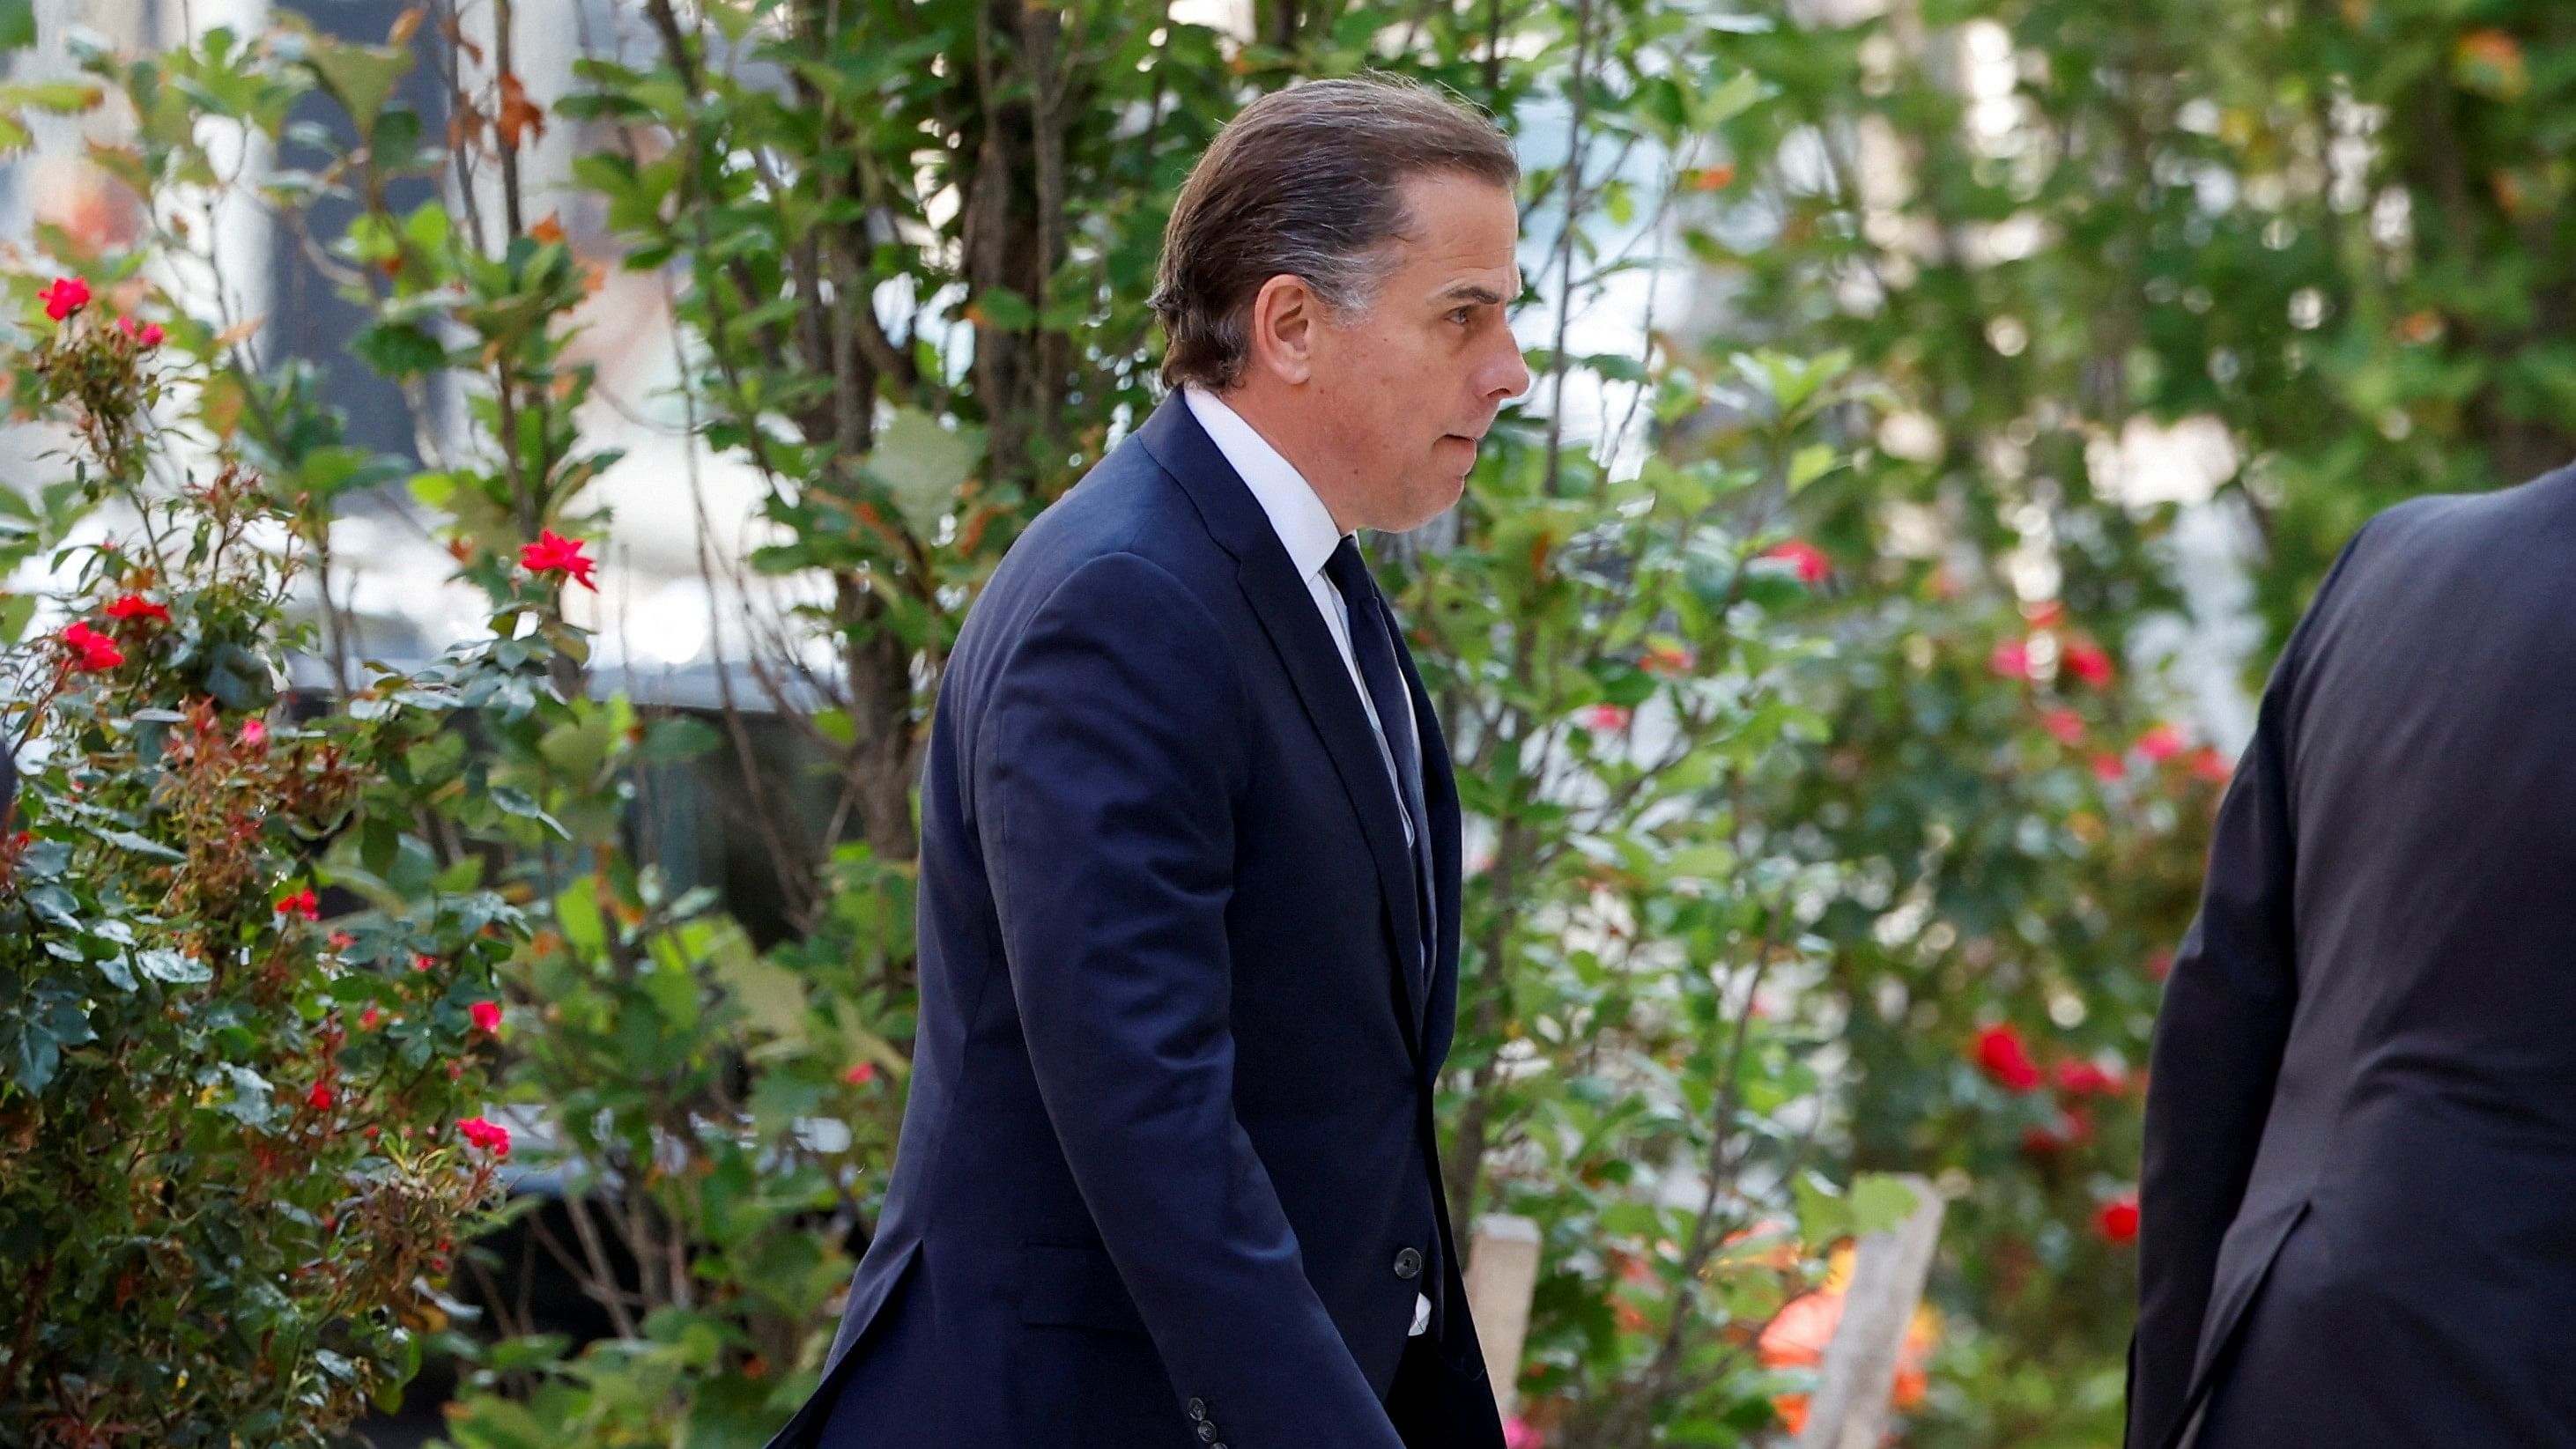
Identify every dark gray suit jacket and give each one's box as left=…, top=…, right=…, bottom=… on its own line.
left=2129, top=465, right=2576, bottom=1448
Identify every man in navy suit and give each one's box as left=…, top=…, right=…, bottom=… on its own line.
left=2127, top=470, right=2576, bottom=1447
left=764, top=76, right=1533, bottom=1449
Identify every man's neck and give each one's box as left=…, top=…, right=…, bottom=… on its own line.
left=1196, top=381, right=1357, bottom=535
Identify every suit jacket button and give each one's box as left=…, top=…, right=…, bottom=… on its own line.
left=1188, top=1399, right=1207, bottom=1421
left=1196, top=1423, right=1218, bottom=1442
left=1393, top=1246, right=1424, bottom=1280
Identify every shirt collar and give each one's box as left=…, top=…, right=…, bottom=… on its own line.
left=1181, top=383, right=1349, bottom=582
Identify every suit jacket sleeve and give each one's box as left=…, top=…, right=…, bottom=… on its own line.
left=978, top=550, right=1407, bottom=1449
left=2127, top=519, right=2378, bottom=1449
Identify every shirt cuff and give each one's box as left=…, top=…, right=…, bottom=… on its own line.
left=1409, top=1291, right=1431, bottom=1335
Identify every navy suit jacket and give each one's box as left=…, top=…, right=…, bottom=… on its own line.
left=764, top=392, right=1504, bottom=1449
left=2128, top=465, right=2576, bottom=1448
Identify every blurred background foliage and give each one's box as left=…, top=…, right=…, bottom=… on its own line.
left=0, top=0, right=2550, bottom=1445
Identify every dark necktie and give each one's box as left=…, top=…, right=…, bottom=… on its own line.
left=1322, top=536, right=1434, bottom=996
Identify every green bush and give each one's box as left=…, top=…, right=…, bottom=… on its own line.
left=0, top=278, right=544, bottom=1447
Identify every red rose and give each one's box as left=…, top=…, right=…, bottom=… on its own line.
left=41, top=276, right=89, bottom=322
left=274, top=887, right=321, bottom=921
left=1583, top=703, right=1632, bottom=733
left=2137, top=723, right=2185, bottom=763
left=470, top=1001, right=502, bottom=1034
left=359, top=1006, right=382, bottom=1031
left=104, top=594, right=171, bottom=625
left=2039, top=707, right=2086, bottom=745
left=2096, top=1194, right=2141, bottom=1245
left=2091, top=752, right=2127, bottom=784
left=2062, top=639, right=2115, bottom=688
left=2189, top=746, right=2232, bottom=784
left=307, top=1080, right=336, bottom=1111
left=115, top=314, right=165, bottom=348
left=518, top=529, right=599, bottom=592
left=2053, top=1059, right=2122, bottom=1098
left=1988, top=639, right=2032, bottom=680
left=844, top=1061, right=877, bottom=1086
left=457, top=1115, right=512, bottom=1157
left=1973, top=1024, right=2042, bottom=1092
left=1762, top=539, right=1832, bottom=585
left=60, top=622, right=124, bottom=672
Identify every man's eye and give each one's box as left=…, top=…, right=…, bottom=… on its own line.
left=1449, top=307, right=1474, bottom=325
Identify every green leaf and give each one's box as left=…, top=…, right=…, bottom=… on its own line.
left=1850, top=1173, right=1923, bottom=1237
left=639, top=714, right=721, bottom=763
left=867, top=406, right=983, bottom=535
left=490, top=786, right=569, bottom=839
left=1787, top=443, right=1838, bottom=494
left=971, top=287, right=1037, bottom=330
left=211, top=1063, right=276, bottom=1127
left=23, top=883, right=78, bottom=926
left=203, top=642, right=278, bottom=712
left=713, top=946, right=809, bottom=1046
left=1692, top=69, right=1764, bottom=129
left=95, top=827, right=186, bottom=863
left=369, top=106, right=423, bottom=172
left=294, top=29, right=414, bottom=130
left=0, top=0, right=33, bottom=50
left=137, top=949, right=212, bottom=985
left=352, top=322, right=448, bottom=378
left=3, top=81, right=104, bottom=115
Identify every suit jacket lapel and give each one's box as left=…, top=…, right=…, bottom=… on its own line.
left=1136, top=395, right=1434, bottom=1054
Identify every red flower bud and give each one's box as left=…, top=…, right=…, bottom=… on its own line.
left=2137, top=723, right=2186, bottom=763
left=1761, top=538, right=1832, bottom=585
left=1973, top=1024, right=2042, bottom=1092
left=2096, top=1194, right=2141, bottom=1245
left=2053, top=1059, right=2122, bottom=1098
left=2062, top=639, right=2115, bottom=688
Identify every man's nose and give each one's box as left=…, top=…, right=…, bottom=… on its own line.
left=1488, top=333, right=1534, bottom=401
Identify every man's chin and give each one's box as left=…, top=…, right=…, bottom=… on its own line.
left=1382, top=477, right=1469, bottom=533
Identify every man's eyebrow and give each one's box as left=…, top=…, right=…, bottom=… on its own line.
left=1433, top=281, right=1520, bottom=306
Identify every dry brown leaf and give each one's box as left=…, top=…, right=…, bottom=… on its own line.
left=496, top=71, right=545, bottom=150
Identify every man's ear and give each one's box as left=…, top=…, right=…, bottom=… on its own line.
left=1246, top=273, right=1316, bottom=386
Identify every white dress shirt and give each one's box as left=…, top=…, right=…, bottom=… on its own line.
left=1181, top=384, right=1434, bottom=1338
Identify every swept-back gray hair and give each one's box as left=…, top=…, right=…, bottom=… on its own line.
left=1150, top=74, right=1518, bottom=391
